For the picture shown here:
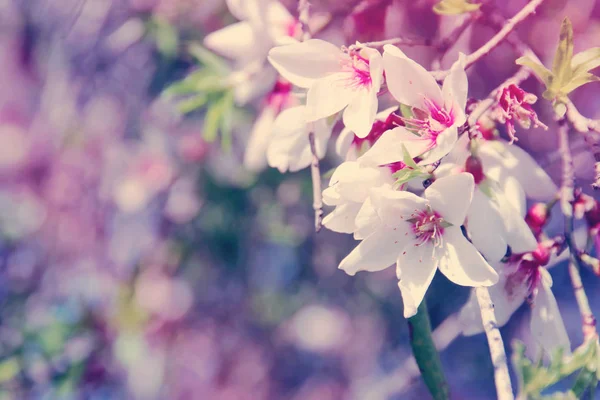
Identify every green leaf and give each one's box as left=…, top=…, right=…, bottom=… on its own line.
left=572, top=367, right=598, bottom=398
left=551, top=18, right=574, bottom=85
left=188, top=42, right=228, bottom=73
left=151, top=17, right=179, bottom=58
left=177, top=94, right=208, bottom=114
left=401, top=144, right=419, bottom=169
left=203, top=91, right=235, bottom=143
left=561, top=72, right=600, bottom=95
left=516, top=56, right=552, bottom=85
left=163, top=69, right=226, bottom=96
left=572, top=47, right=600, bottom=76
left=0, top=358, right=19, bottom=383
left=513, top=340, right=600, bottom=398
left=433, top=0, right=481, bottom=15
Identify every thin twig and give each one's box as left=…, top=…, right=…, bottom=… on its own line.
left=560, top=119, right=598, bottom=340
left=558, top=120, right=575, bottom=216
left=350, top=36, right=432, bottom=50
left=475, top=287, right=514, bottom=400
left=432, top=0, right=546, bottom=80
left=308, top=130, right=324, bottom=232
left=297, top=0, right=324, bottom=231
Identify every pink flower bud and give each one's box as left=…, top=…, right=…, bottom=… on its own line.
left=525, top=203, right=549, bottom=235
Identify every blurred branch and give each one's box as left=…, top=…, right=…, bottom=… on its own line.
left=432, top=0, right=545, bottom=80
left=407, top=300, right=450, bottom=400
left=475, top=287, right=514, bottom=400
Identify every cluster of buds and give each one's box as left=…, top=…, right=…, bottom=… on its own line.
left=493, top=84, right=548, bottom=143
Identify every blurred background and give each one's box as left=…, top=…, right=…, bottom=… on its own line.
left=1, top=0, right=600, bottom=399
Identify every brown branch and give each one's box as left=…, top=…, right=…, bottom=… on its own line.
left=475, top=287, right=515, bottom=400
left=560, top=119, right=598, bottom=340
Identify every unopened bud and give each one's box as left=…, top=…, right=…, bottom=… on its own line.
left=531, top=243, right=551, bottom=266
left=525, top=203, right=549, bottom=235
left=465, top=155, right=484, bottom=184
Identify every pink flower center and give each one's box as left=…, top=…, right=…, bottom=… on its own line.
left=409, top=208, right=445, bottom=247
left=402, top=98, right=454, bottom=141
left=504, top=243, right=550, bottom=300
left=341, top=54, right=372, bottom=90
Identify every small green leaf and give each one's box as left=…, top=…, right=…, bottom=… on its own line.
left=571, top=47, right=600, bottom=76
left=177, top=94, right=208, bottom=114
left=151, top=17, right=179, bottom=58
left=401, top=144, right=419, bottom=169
left=561, top=72, right=600, bottom=95
left=552, top=18, right=574, bottom=85
left=433, top=0, right=481, bottom=15
left=0, top=358, right=19, bottom=383
left=399, top=103, right=413, bottom=119
left=516, top=56, right=552, bottom=85
left=188, top=42, right=228, bottom=73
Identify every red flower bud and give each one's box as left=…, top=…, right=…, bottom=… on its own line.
left=465, top=155, right=484, bottom=184
left=525, top=203, right=549, bottom=235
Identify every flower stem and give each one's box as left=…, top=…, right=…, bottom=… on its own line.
left=475, top=287, right=514, bottom=400
left=407, top=299, right=450, bottom=400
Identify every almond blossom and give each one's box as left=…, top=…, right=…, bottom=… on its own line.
left=204, top=0, right=300, bottom=104
left=338, top=173, right=498, bottom=318
left=268, top=40, right=383, bottom=137
left=371, top=46, right=467, bottom=165
left=460, top=243, right=570, bottom=356
left=244, top=80, right=293, bottom=172
left=335, top=106, right=401, bottom=161
left=266, top=105, right=335, bottom=173
left=322, top=161, right=395, bottom=234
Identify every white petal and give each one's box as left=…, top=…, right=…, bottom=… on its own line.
left=204, top=22, right=260, bottom=61
left=417, top=127, right=458, bottom=165
left=480, top=141, right=558, bottom=201
left=459, top=289, right=484, bottom=335
left=369, top=186, right=428, bottom=229
left=268, top=39, right=343, bottom=88
left=396, top=243, right=438, bottom=318
left=354, top=197, right=381, bottom=240
left=243, top=105, right=276, bottom=172
left=327, top=162, right=390, bottom=203
left=339, top=227, right=406, bottom=276
left=439, top=227, right=499, bottom=286
left=335, top=127, right=356, bottom=159
left=306, top=72, right=356, bottom=121
left=530, top=271, right=571, bottom=356
left=323, top=202, right=362, bottom=234
left=267, top=106, right=332, bottom=172
left=343, top=87, right=378, bottom=138
left=496, top=189, right=538, bottom=254
left=383, top=45, right=443, bottom=109
left=499, top=175, right=527, bottom=217
left=467, top=190, right=508, bottom=262
left=233, top=66, right=277, bottom=105
left=366, top=48, right=384, bottom=94
left=441, top=53, right=468, bottom=124
left=425, top=173, right=474, bottom=226
left=460, top=271, right=528, bottom=335
left=358, top=126, right=431, bottom=167
left=226, top=0, right=247, bottom=20
left=322, top=186, right=341, bottom=206
left=266, top=1, right=295, bottom=42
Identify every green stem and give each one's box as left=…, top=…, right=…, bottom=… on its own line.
left=408, top=299, right=450, bottom=400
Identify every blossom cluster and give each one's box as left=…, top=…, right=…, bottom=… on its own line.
left=203, top=0, right=590, bottom=359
